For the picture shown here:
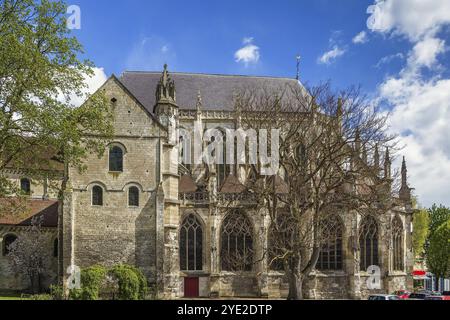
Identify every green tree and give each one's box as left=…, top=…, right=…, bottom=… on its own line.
left=428, top=204, right=450, bottom=235
left=427, top=220, right=450, bottom=280
left=413, top=209, right=430, bottom=258
left=0, top=0, right=113, bottom=216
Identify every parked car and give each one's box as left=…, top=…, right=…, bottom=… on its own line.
left=425, top=296, right=450, bottom=301
left=394, top=290, right=411, bottom=299
left=408, top=292, right=430, bottom=300
left=368, top=294, right=402, bottom=301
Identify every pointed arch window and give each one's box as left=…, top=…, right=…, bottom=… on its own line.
left=2, top=234, right=17, bottom=256
left=92, top=186, right=103, bottom=206
left=128, top=187, right=139, bottom=207
left=109, top=146, right=124, bottom=172
left=180, top=214, right=203, bottom=271
left=221, top=211, right=254, bottom=271
left=392, top=217, right=404, bottom=271
left=20, top=178, right=31, bottom=195
left=317, top=215, right=344, bottom=271
left=359, top=215, right=379, bottom=271
left=216, top=132, right=231, bottom=189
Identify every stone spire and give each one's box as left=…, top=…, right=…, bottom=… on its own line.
left=399, top=156, right=411, bottom=203
left=384, top=147, right=391, bottom=179
left=374, top=144, right=380, bottom=174
left=156, top=64, right=176, bottom=104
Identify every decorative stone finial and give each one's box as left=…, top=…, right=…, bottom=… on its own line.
left=196, top=90, right=203, bottom=112
left=156, top=64, right=176, bottom=103
left=384, top=147, right=392, bottom=179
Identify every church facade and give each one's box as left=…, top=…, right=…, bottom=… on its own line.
left=1, top=66, right=415, bottom=299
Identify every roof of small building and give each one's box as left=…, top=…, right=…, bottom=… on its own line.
left=179, top=175, right=198, bottom=193
left=0, top=199, right=58, bottom=228
left=120, top=71, right=302, bottom=113
left=219, top=175, right=247, bottom=194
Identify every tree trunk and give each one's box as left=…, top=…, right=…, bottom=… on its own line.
left=286, top=270, right=304, bottom=300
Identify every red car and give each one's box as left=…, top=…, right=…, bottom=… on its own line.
left=394, top=290, right=411, bottom=299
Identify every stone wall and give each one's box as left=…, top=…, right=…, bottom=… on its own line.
left=0, top=226, right=57, bottom=292
left=63, top=77, right=165, bottom=284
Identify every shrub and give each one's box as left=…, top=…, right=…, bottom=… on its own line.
left=49, top=284, right=64, bottom=300
left=109, top=265, right=148, bottom=300
left=71, top=265, right=107, bottom=300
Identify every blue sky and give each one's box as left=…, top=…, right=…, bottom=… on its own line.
left=72, top=0, right=410, bottom=91
left=70, top=0, right=450, bottom=207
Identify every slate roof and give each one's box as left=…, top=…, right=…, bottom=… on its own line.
left=120, top=71, right=302, bottom=113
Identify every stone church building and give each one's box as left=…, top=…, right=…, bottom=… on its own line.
left=0, top=66, right=414, bottom=299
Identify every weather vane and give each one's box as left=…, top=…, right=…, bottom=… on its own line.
left=296, top=54, right=301, bottom=81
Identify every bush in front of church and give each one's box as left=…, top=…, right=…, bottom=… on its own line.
left=68, top=264, right=148, bottom=300
left=109, top=265, right=148, bottom=300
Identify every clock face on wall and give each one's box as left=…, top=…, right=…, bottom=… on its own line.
left=159, top=113, right=168, bottom=126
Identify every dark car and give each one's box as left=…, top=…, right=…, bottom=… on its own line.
left=408, top=293, right=430, bottom=300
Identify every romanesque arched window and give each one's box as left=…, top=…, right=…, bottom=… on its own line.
left=359, top=215, right=379, bottom=271
left=109, top=146, right=123, bottom=172
left=221, top=211, right=254, bottom=271
left=20, top=178, right=31, bottom=195
left=2, top=234, right=17, bottom=256
left=268, top=212, right=298, bottom=271
left=92, top=186, right=103, bottom=206
left=392, top=216, right=404, bottom=271
left=180, top=214, right=203, bottom=271
left=128, top=186, right=139, bottom=207
left=317, top=215, right=344, bottom=271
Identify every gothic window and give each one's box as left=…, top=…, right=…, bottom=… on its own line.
left=180, top=214, right=203, bottom=271
left=359, top=215, right=379, bottom=271
left=2, top=234, right=17, bottom=256
left=109, top=146, right=123, bottom=172
left=92, top=186, right=103, bottom=206
left=217, top=134, right=231, bottom=189
left=317, top=215, right=344, bottom=271
left=392, top=216, right=404, bottom=271
left=53, top=239, right=58, bottom=258
left=221, top=211, right=254, bottom=272
left=128, top=187, right=139, bottom=207
left=179, top=134, right=191, bottom=174
left=268, top=212, right=298, bottom=271
left=20, top=178, right=31, bottom=195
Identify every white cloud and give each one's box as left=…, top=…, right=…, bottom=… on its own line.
left=367, top=0, right=450, bottom=206
left=61, top=67, right=108, bottom=108
left=381, top=77, right=450, bottom=207
left=407, top=37, right=446, bottom=70
left=235, top=38, right=260, bottom=66
left=353, top=31, right=368, bottom=44
left=374, top=53, right=404, bottom=68
left=367, top=0, right=450, bottom=41
left=317, top=46, right=346, bottom=65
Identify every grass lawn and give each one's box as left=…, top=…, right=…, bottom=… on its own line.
left=0, top=294, right=30, bottom=300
